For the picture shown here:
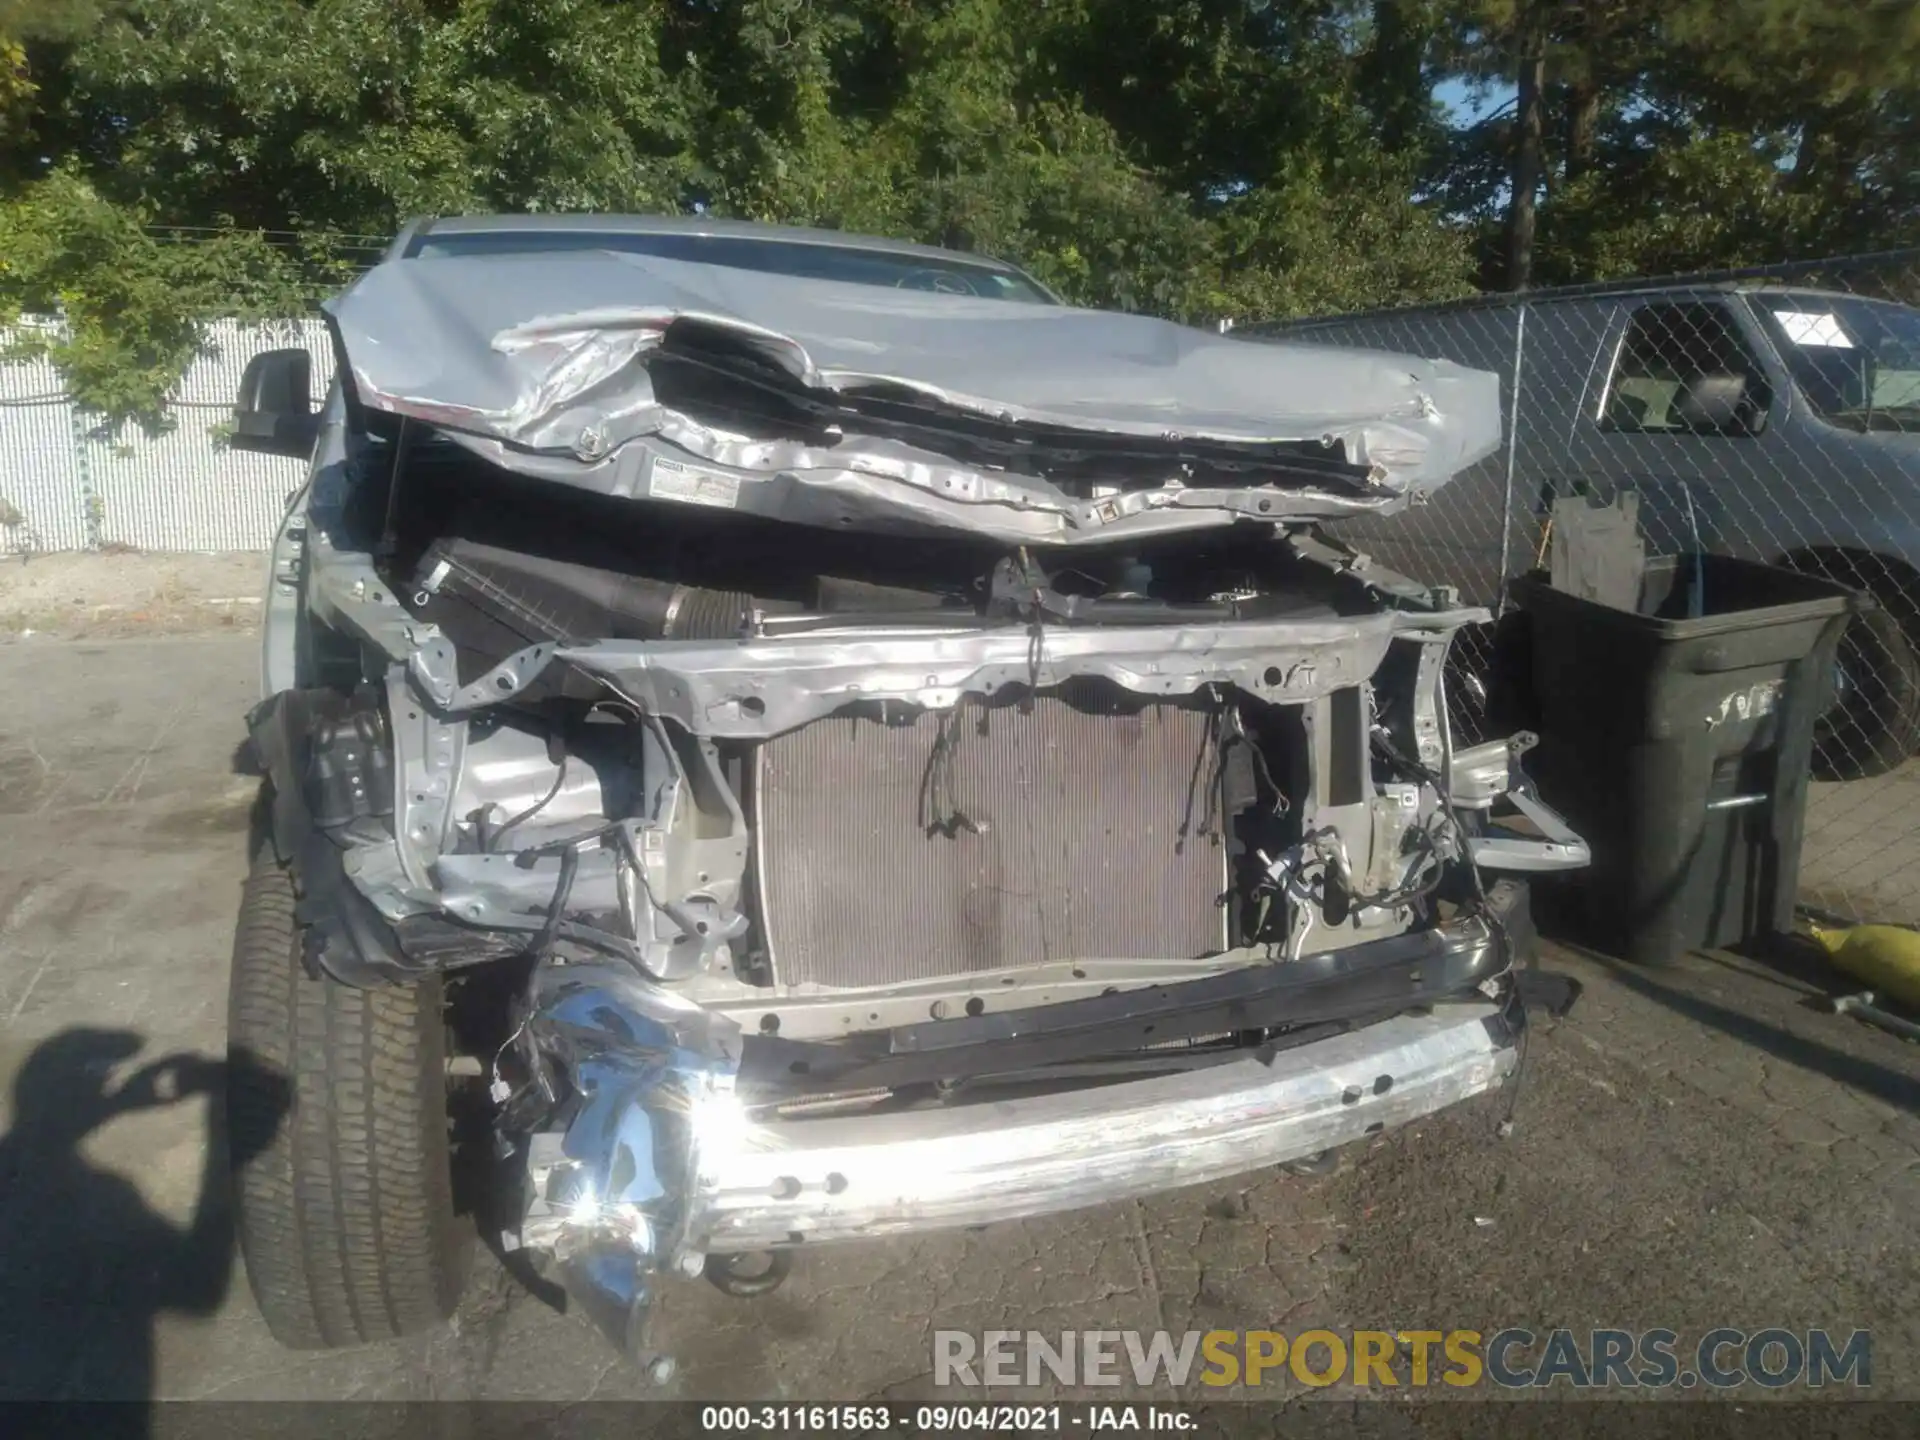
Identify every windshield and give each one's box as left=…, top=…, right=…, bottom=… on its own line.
left=1750, top=291, right=1920, bottom=432
left=410, top=229, right=1057, bottom=304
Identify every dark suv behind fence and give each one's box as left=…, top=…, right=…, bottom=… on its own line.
left=1245, top=252, right=1920, bottom=924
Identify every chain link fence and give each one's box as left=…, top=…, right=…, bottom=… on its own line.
left=0, top=317, right=330, bottom=555
left=1246, top=248, right=1920, bottom=926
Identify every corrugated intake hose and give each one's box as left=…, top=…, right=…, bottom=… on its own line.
left=666, top=583, right=756, bottom=639
left=416, top=537, right=762, bottom=644
left=409, top=538, right=780, bottom=694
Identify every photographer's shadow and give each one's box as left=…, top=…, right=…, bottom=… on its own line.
left=0, top=1027, right=290, bottom=1400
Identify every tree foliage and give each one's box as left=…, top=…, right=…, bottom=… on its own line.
left=1439, top=0, right=1920, bottom=286
left=0, top=167, right=316, bottom=430
left=0, top=0, right=1913, bottom=425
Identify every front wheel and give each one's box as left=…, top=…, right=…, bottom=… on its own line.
left=227, top=838, right=471, bottom=1348
left=1812, top=605, right=1920, bottom=781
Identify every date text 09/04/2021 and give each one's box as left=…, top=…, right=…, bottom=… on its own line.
left=701, top=1406, right=1192, bottom=1432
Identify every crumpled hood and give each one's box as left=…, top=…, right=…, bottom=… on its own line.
left=324, top=249, right=1502, bottom=542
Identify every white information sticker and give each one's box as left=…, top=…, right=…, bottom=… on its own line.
left=649, top=455, right=742, bottom=510
left=1772, top=310, right=1854, bottom=348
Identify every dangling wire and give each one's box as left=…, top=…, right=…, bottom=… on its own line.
left=526, top=842, right=581, bottom=960
left=1177, top=687, right=1228, bottom=854
left=486, top=752, right=569, bottom=852
left=917, top=702, right=978, bottom=838
left=1017, top=545, right=1045, bottom=713
left=1024, top=612, right=1046, bottom=713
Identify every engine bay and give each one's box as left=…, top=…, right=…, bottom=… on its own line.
left=250, top=423, right=1533, bottom=1043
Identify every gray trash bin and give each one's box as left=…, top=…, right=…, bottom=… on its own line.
left=1506, top=554, right=1854, bottom=965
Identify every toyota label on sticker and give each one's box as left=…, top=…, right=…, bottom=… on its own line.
left=650, top=455, right=743, bottom=510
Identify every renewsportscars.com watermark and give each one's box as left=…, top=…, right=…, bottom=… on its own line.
left=934, top=1328, right=1872, bottom=1391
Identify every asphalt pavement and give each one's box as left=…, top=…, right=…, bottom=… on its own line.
left=0, top=636, right=1914, bottom=1407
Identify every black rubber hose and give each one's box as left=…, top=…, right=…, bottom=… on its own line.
left=417, top=537, right=769, bottom=644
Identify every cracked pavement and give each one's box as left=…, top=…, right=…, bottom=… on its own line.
left=0, top=636, right=1914, bottom=1404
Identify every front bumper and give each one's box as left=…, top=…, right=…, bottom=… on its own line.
left=513, top=896, right=1526, bottom=1371
left=701, top=1001, right=1514, bottom=1250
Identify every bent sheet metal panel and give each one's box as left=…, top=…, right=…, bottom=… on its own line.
left=754, top=693, right=1229, bottom=987
left=323, top=250, right=1504, bottom=506
left=545, top=607, right=1489, bottom=739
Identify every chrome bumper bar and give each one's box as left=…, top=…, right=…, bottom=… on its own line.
left=512, top=938, right=1518, bottom=1374
left=699, top=1002, right=1513, bottom=1250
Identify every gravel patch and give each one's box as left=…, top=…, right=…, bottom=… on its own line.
left=0, top=551, right=266, bottom=640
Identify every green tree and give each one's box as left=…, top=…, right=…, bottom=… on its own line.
left=42, top=0, right=696, bottom=228
left=0, top=167, right=311, bottom=426
left=1433, top=0, right=1920, bottom=285
left=4, top=0, right=1909, bottom=426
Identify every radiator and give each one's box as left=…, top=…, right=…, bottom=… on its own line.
left=753, top=690, right=1228, bottom=988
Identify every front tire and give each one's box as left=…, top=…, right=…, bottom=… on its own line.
left=227, top=840, right=470, bottom=1349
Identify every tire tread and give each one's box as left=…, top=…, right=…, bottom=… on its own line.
left=228, top=842, right=466, bottom=1349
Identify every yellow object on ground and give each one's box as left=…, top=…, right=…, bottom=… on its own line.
left=1810, top=924, right=1920, bottom=1010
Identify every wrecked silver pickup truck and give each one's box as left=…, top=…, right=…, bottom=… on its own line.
left=225, top=215, right=1586, bottom=1377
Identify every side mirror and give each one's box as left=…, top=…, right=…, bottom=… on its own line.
left=233, top=348, right=320, bottom=459
left=1675, top=372, right=1761, bottom=436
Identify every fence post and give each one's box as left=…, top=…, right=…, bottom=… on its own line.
left=67, top=398, right=102, bottom=551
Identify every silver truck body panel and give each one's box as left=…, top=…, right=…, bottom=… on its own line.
left=324, top=251, right=1502, bottom=542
